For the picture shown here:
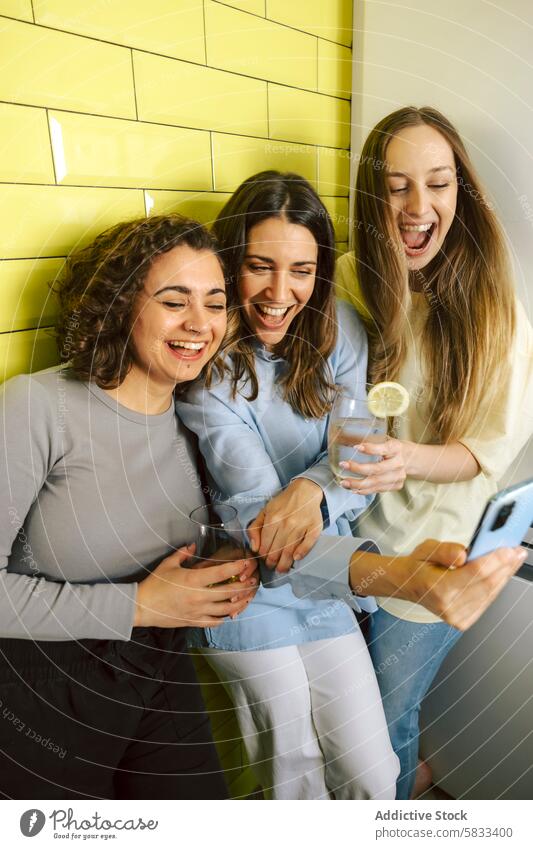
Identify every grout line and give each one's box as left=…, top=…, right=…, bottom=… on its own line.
left=29, top=0, right=35, bottom=24
left=210, top=1, right=350, bottom=48
left=202, top=0, right=208, bottom=65
left=209, top=132, right=216, bottom=190
left=44, top=109, right=58, bottom=184
left=130, top=49, right=139, bottom=120
left=0, top=100, right=351, bottom=151
left=0, top=179, right=348, bottom=197
left=0, top=17, right=351, bottom=101
left=0, top=256, right=67, bottom=262
left=0, top=325, right=55, bottom=337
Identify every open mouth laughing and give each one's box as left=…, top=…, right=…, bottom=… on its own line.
left=166, top=339, right=209, bottom=361
left=252, top=302, right=296, bottom=328
left=399, top=222, right=437, bottom=257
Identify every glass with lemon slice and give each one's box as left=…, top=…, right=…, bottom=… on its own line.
left=328, top=382, right=409, bottom=482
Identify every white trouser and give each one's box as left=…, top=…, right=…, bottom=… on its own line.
left=203, top=631, right=399, bottom=799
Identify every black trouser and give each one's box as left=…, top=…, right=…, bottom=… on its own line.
left=0, top=628, right=227, bottom=800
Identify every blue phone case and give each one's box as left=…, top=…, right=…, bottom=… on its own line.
left=467, top=477, right=533, bottom=561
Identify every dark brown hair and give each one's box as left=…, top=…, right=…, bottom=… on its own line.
left=353, top=106, right=515, bottom=441
left=55, top=214, right=226, bottom=388
left=213, top=170, right=338, bottom=419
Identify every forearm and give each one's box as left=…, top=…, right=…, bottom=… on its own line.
left=403, top=440, right=481, bottom=483
left=348, top=549, right=417, bottom=601
left=0, top=571, right=137, bottom=640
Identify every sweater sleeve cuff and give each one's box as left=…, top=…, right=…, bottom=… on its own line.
left=260, top=535, right=380, bottom=613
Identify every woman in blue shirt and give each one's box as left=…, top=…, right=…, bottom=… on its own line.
left=177, top=171, right=399, bottom=799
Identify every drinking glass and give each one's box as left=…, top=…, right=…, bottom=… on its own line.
left=186, top=502, right=245, bottom=584
left=328, top=393, right=387, bottom=482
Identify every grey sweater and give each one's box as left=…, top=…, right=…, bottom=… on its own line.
left=0, top=367, right=204, bottom=640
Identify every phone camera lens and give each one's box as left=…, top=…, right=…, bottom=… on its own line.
left=490, top=500, right=516, bottom=532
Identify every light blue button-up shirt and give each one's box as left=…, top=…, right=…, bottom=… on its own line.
left=177, top=300, right=377, bottom=651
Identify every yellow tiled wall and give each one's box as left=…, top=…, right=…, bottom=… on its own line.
left=0, top=1, right=352, bottom=380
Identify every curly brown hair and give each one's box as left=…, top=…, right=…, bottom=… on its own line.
left=55, top=214, right=228, bottom=388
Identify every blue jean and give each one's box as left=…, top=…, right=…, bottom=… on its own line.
left=367, top=607, right=462, bottom=799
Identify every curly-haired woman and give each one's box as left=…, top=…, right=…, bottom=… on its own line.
left=0, top=214, right=258, bottom=799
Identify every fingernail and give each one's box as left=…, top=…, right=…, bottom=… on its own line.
left=341, top=481, right=351, bottom=489
left=517, top=549, right=527, bottom=562
left=339, top=461, right=348, bottom=469
left=293, top=554, right=301, bottom=561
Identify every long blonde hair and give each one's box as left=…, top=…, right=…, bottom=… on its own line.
left=353, top=106, right=515, bottom=442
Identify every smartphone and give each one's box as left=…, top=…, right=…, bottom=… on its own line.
left=467, top=477, right=533, bottom=561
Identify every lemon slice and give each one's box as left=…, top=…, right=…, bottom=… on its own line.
left=367, top=382, right=410, bottom=418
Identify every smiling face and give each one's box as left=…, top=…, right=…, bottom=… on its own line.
left=238, top=216, right=318, bottom=349
left=385, top=123, right=458, bottom=270
left=129, top=244, right=226, bottom=395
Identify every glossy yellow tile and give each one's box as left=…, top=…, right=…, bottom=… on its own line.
left=0, top=258, right=63, bottom=333
left=268, top=85, right=350, bottom=149
left=205, top=1, right=316, bottom=90
left=134, top=52, right=267, bottom=137
left=147, top=191, right=232, bottom=226
left=33, top=0, right=205, bottom=64
left=0, top=103, right=54, bottom=184
left=222, top=0, right=264, bottom=14
left=224, top=0, right=266, bottom=12
left=0, top=0, right=33, bottom=21
left=322, top=196, right=349, bottom=241
left=318, top=39, right=352, bottom=99
left=48, top=111, right=212, bottom=191
left=0, top=17, right=136, bottom=118
left=0, top=184, right=145, bottom=259
left=0, top=327, right=59, bottom=382
left=212, top=133, right=317, bottom=192
left=266, top=0, right=352, bottom=46
left=318, top=146, right=350, bottom=196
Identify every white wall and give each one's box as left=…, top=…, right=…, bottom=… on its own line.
left=351, top=0, right=533, bottom=481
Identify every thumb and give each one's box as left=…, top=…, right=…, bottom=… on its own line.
left=413, top=539, right=467, bottom=570
left=247, top=512, right=265, bottom=553
left=167, top=542, right=196, bottom=567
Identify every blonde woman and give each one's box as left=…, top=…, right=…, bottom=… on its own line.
left=336, top=106, right=533, bottom=799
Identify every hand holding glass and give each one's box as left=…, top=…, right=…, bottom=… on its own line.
left=328, top=394, right=387, bottom=482
left=186, top=503, right=246, bottom=584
